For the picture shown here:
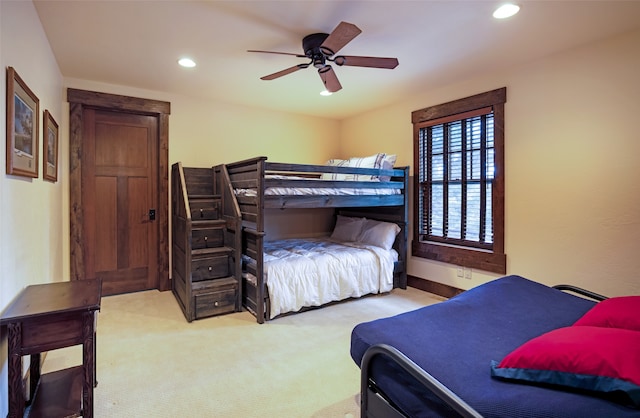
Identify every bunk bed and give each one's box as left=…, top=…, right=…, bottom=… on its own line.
left=351, top=275, right=640, bottom=418
left=218, top=155, right=409, bottom=324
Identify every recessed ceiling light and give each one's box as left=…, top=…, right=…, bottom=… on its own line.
left=493, top=3, right=520, bottom=19
left=178, top=57, right=196, bottom=68
left=320, top=90, right=332, bottom=96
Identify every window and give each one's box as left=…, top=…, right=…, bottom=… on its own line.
left=412, top=88, right=506, bottom=274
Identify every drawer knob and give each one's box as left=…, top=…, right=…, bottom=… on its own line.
left=214, top=301, right=219, bottom=306
left=199, top=208, right=204, bottom=218
left=208, top=266, right=212, bottom=272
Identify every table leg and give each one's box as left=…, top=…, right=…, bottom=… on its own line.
left=82, top=311, right=95, bottom=418
left=94, top=327, right=98, bottom=387
left=29, top=352, right=42, bottom=403
left=7, top=323, right=25, bottom=418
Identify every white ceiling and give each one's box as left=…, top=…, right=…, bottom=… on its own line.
left=34, top=0, right=640, bottom=120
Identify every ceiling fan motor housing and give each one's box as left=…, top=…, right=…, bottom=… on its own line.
left=303, top=33, right=331, bottom=67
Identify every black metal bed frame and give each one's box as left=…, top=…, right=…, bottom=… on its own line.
left=359, top=284, right=608, bottom=418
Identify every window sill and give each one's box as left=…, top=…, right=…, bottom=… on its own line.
left=412, top=240, right=506, bottom=275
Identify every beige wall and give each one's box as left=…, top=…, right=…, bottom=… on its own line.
left=0, top=1, right=65, bottom=414
left=341, top=28, right=640, bottom=297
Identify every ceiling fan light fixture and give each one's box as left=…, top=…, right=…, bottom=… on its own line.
left=313, top=57, right=326, bottom=68
left=178, top=57, right=196, bottom=68
left=493, top=3, right=520, bottom=19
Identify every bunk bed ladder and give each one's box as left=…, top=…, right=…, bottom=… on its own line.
left=171, top=162, right=242, bottom=322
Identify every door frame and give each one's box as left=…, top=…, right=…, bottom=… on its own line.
left=68, top=88, right=171, bottom=291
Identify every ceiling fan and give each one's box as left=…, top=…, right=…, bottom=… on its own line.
left=248, top=21, right=399, bottom=93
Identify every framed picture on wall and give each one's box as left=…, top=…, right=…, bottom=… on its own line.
left=43, top=110, right=59, bottom=182
left=6, top=66, right=40, bottom=178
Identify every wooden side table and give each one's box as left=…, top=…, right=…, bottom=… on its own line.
left=1, top=279, right=102, bottom=418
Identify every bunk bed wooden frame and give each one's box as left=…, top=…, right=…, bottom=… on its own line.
left=217, top=156, right=410, bottom=323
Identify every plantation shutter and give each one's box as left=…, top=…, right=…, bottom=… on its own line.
left=417, top=107, right=494, bottom=249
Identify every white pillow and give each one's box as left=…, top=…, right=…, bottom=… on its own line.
left=357, top=219, right=401, bottom=250
left=379, top=154, right=397, bottom=182
left=320, top=158, right=349, bottom=180
left=330, top=215, right=366, bottom=242
left=320, top=153, right=391, bottom=181
left=348, top=153, right=386, bottom=181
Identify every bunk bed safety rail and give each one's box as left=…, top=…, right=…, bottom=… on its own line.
left=265, top=161, right=405, bottom=178
left=225, top=156, right=265, bottom=230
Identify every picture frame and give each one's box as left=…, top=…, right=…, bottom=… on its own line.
left=43, top=110, right=59, bottom=182
left=6, top=66, right=39, bottom=178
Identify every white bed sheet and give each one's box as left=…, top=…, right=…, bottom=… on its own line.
left=260, top=238, right=397, bottom=319
left=235, top=175, right=400, bottom=197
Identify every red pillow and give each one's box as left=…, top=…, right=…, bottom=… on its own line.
left=574, top=296, right=640, bottom=331
left=491, top=326, right=640, bottom=407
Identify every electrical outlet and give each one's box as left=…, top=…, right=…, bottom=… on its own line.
left=464, top=268, right=472, bottom=279
left=457, top=267, right=464, bottom=277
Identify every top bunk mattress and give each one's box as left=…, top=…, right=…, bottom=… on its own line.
left=351, top=275, right=639, bottom=418
left=235, top=175, right=401, bottom=197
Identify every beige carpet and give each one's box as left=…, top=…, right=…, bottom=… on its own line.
left=42, top=287, right=444, bottom=417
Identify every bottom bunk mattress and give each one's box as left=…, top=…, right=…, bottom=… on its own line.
left=252, top=238, right=397, bottom=319
left=350, top=275, right=640, bottom=418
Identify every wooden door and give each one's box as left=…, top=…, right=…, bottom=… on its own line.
left=68, top=89, right=171, bottom=295
left=82, top=109, right=157, bottom=295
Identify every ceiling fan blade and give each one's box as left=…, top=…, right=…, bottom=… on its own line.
left=320, top=21, right=362, bottom=56
left=248, top=49, right=306, bottom=58
left=261, top=64, right=309, bottom=80
left=334, top=55, right=399, bottom=69
left=318, top=65, right=342, bottom=93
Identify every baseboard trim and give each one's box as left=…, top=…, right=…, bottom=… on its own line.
left=407, top=275, right=464, bottom=299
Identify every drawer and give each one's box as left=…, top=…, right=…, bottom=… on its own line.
left=190, top=199, right=219, bottom=221
left=194, top=288, right=236, bottom=318
left=192, top=255, right=229, bottom=282
left=21, top=314, right=84, bottom=353
left=191, top=227, right=223, bottom=249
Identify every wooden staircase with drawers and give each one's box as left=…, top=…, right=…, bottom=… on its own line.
left=171, top=162, right=242, bottom=322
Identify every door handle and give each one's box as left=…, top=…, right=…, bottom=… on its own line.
left=149, top=209, right=156, bottom=221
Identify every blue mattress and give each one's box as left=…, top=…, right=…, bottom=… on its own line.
left=351, top=275, right=640, bottom=418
